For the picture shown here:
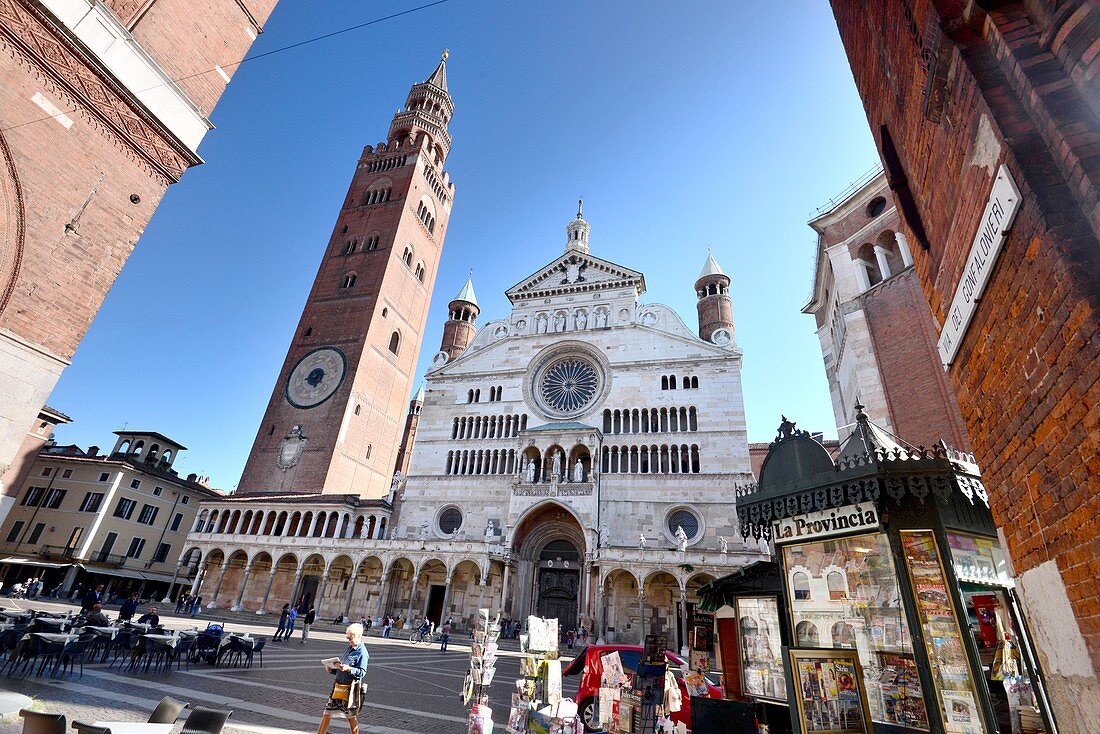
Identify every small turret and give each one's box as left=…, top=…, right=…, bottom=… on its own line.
left=695, top=252, right=735, bottom=345
left=439, top=276, right=479, bottom=360
left=565, top=199, right=590, bottom=254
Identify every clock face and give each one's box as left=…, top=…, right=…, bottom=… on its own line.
left=285, top=347, right=347, bottom=409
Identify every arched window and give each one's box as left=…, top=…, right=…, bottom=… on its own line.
left=414, top=263, right=425, bottom=282
left=402, top=246, right=413, bottom=266
left=343, top=240, right=356, bottom=255
left=388, top=331, right=400, bottom=355
left=133, top=440, right=145, bottom=456
left=661, top=376, right=668, bottom=390
left=365, top=444, right=371, bottom=459
left=474, top=389, right=481, bottom=402
left=832, top=622, right=856, bottom=648
left=792, top=571, right=811, bottom=600
left=827, top=571, right=847, bottom=600
left=669, top=375, right=677, bottom=389
left=366, top=236, right=379, bottom=251
left=690, top=376, right=699, bottom=389
left=796, top=621, right=820, bottom=646
left=467, top=390, right=474, bottom=404
left=342, top=274, right=356, bottom=288
left=354, top=404, right=361, bottom=416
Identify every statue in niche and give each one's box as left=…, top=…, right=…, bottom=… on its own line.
left=525, top=458, right=536, bottom=483
left=573, top=459, right=584, bottom=482
left=639, top=533, right=647, bottom=549
left=418, top=521, right=429, bottom=541
left=388, top=528, right=396, bottom=540
left=553, top=312, right=567, bottom=332
left=536, top=313, right=548, bottom=334
left=600, top=524, right=611, bottom=548
left=575, top=310, right=587, bottom=330
left=675, top=525, right=688, bottom=552
left=718, top=536, right=728, bottom=554
left=484, top=520, right=496, bottom=544
left=595, top=309, right=608, bottom=328
left=551, top=450, right=562, bottom=480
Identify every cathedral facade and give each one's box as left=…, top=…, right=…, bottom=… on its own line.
left=184, top=205, right=765, bottom=648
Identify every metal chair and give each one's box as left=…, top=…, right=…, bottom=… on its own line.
left=148, top=696, right=189, bottom=724
left=244, top=637, right=265, bottom=669
left=18, top=709, right=65, bottom=734
left=57, top=636, right=94, bottom=677
left=70, top=722, right=110, bottom=734
left=168, top=636, right=195, bottom=671
left=180, top=707, right=232, bottom=734
left=34, top=639, right=66, bottom=677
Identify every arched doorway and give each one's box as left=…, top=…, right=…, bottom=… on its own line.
left=511, top=501, right=588, bottom=631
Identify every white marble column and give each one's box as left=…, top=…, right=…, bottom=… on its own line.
left=678, top=590, right=689, bottom=657
left=208, top=563, right=229, bottom=607
left=258, top=572, right=277, bottom=614
left=874, top=245, right=892, bottom=280
left=895, top=232, right=914, bottom=267
left=637, top=591, right=646, bottom=645
left=342, top=573, right=359, bottom=622
left=232, top=567, right=252, bottom=611
left=853, top=259, right=873, bottom=292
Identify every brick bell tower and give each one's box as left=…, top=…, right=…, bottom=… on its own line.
left=695, top=252, right=735, bottom=345
left=438, top=276, right=479, bottom=360
left=237, top=52, right=456, bottom=498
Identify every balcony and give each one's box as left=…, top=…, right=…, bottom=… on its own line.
left=38, top=546, right=79, bottom=561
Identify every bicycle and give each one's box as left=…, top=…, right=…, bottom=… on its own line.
left=409, top=628, right=435, bottom=644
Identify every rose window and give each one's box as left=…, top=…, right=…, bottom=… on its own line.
left=539, top=358, right=599, bottom=414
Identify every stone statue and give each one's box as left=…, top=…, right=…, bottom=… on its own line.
left=388, top=528, right=397, bottom=540
left=484, top=519, right=496, bottom=543
left=418, top=521, right=429, bottom=541
left=595, top=309, right=608, bottom=328
left=573, top=459, right=584, bottom=482
left=551, top=451, right=562, bottom=480
left=390, top=471, right=404, bottom=493
left=525, top=458, right=536, bottom=483
left=600, top=524, right=611, bottom=547
left=639, top=533, right=647, bottom=549
left=553, top=313, right=566, bottom=332
left=536, top=313, right=548, bottom=334
left=574, top=310, right=587, bottom=330
left=718, top=536, right=728, bottom=554
left=675, top=525, right=688, bottom=552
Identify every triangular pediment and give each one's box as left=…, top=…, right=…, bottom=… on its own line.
left=506, top=252, right=645, bottom=303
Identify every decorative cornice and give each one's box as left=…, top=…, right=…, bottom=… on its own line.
left=0, top=0, right=199, bottom=183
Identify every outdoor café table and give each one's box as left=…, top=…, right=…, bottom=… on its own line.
left=0, top=611, right=29, bottom=620
left=34, top=617, right=70, bottom=630
left=93, top=723, right=173, bottom=734
left=216, top=633, right=254, bottom=666
left=26, top=632, right=76, bottom=643
left=83, top=626, right=118, bottom=639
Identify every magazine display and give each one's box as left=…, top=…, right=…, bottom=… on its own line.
left=465, top=609, right=501, bottom=734
left=507, top=616, right=580, bottom=734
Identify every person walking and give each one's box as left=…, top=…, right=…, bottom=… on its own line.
left=439, top=620, right=451, bottom=653
left=301, top=603, right=316, bottom=644
left=286, top=604, right=299, bottom=639
left=81, top=584, right=104, bottom=612
left=316, top=623, right=368, bottom=734
left=119, top=592, right=140, bottom=621
left=274, top=603, right=290, bottom=641
left=381, top=615, right=392, bottom=638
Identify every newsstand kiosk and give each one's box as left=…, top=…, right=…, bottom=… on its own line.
left=729, top=410, right=1057, bottom=734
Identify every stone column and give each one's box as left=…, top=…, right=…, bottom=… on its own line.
left=853, top=259, right=872, bottom=292
left=474, top=576, right=486, bottom=617
left=342, top=573, right=359, bottom=623
left=873, top=245, right=892, bottom=279
left=232, top=567, right=252, bottom=611
left=315, top=576, right=329, bottom=616
left=895, top=231, right=913, bottom=267
left=679, top=590, right=690, bottom=657
left=375, top=572, right=390, bottom=619
left=288, top=570, right=303, bottom=607
left=258, top=571, right=277, bottom=614
left=637, top=591, right=646, bottom=645
left=439, top=574, right=454, bottom=623
left=189, top=567, right=204, bottom=594
left=500, top=564, right=511, bottom=615
left=405, top=570, right=418, bottom=622
left=208, top=563, right=228, bottom=607
left=596, top=585, right=607, bottom=645
left=163, top=562, right=183, bottom=603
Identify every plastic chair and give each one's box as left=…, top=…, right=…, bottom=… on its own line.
left=244, top=637, right=265, bottom=669
left=18, top=709, right=65, bottom=734
left=180, top=707, right=232, bottom=734
left=106, top=630, right=133, bottom=667
left=148, top=696, right=189, bottom=724
left=57, top=636, right=94, bottom=677
left=168, top=636, right=195, bottom=671
left=34, top=639, right=66, bottom=677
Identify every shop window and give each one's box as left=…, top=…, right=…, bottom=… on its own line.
left=736, top=597, right=787, bottom=702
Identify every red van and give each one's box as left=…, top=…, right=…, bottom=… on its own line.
left=562, top=644, right=723, bottom=732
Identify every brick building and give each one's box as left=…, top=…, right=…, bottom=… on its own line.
left=235, top=53, right=456, bottom=499
left=805, top=170, right=970, bottom=450
left=0, top=0, right=278, bottom=524
left=829, top=1, right=1100, bottom=726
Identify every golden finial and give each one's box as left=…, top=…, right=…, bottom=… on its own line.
left=442, top=49, right=450, bottom=61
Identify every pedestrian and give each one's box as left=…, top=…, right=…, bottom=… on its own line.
left=286, top=604, right=299, bottom=639
left=439, top=620, right=451, bottom=653
left=361, top=615, right=371, bottom=633
left=81, top=584, right=104, bottom=612
left=580, top=626, right=589, bottom=645
left=274, top=603, right=290, bottom=641
left=316, top=623, right=368, bottom=734
left=119, top=592, right=140, bottom=621
left=381, top=615, right=391, bottom=638
left=302, top=603, right=316, bottom=644
left=176, top=593, right=187, bottom=614
left=190, top=596, right=203, bottom=617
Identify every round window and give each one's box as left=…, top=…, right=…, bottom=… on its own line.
left=667, top=509, right=700, bottom=539
left=866, top=196, right=887, bottom=218
left=538, top=357, right=600, bottom=415
left=438, top=507, right=462, bottom=535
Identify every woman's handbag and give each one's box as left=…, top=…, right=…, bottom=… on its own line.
left=331, top=683, right=351, bottom=701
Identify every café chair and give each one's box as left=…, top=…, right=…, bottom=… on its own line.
left=244, top=637, right=265, bottom=669
left=18, top=710, right=65, bottom=734
left=70, top=722, right=110, bottom=734
left=180, top=707, right=232, bottom=734
left=34, top=639, right=66, bottom=677
left=57, top=636, right=94, bottom=677
left=148, top=696, right=189, bottom=724
left=167, top=636, right=195, bottom=671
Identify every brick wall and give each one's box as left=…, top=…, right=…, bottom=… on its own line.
left=829, top=0, right=1100, bottom=727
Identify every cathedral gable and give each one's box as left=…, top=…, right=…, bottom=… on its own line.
left=506, top=252, right=645, bottom=302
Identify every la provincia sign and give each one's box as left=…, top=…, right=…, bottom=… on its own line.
left=772, top=505, right=880, bottom=544
left=937, top=164, right=1022, bottom=367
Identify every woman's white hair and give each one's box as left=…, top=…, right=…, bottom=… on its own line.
left=346, top=622, right=364, bottom=637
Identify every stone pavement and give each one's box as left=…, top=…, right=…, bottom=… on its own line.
left=0, top=599, right=580, bottom=734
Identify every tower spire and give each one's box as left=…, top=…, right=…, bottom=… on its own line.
left=388, top=52, right=455, bottom=158
left=565, top=199, right=591, bottom=254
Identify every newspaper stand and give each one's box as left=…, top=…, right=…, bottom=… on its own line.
left=507, top=616, right=581, bottom=734
left=465, top=609, right=501, bottom=734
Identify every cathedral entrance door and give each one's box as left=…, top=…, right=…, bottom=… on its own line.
left=536, top=567, right=579, bottom=632
left=426, top=584, right=446, bottom=625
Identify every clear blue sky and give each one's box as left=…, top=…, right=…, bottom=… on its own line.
left=48, top=1, right=880, bottom=490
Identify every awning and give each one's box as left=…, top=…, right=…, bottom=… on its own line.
left=81, top=566, right=181, bottom=584
left=696, top=561, right=782, bottom=612
left=0, top=557, right=79, bottom=569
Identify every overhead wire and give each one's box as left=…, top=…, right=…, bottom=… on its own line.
left=0, top=0, right=452, bottom=133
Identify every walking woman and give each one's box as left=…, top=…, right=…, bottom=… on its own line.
left=317, top=623, right=368, bottom=734
left=274, top=603, right=290, bottom=641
